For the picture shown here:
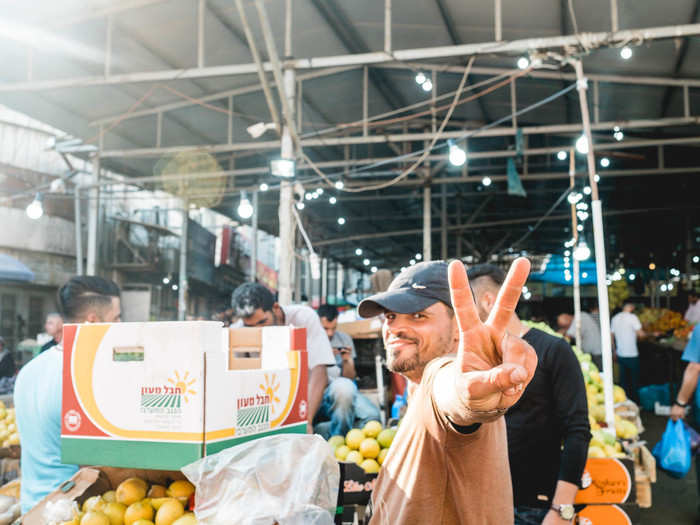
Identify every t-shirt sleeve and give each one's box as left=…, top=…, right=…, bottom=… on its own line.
left=566, top=319, right=576, bottom=338
left=298, top=307, right=336, bottom=369
left=547, top=337, right=591, bottom=485
left=632, top=315, right=642, bottom=331
left=682, top=325, right=700, bottom=363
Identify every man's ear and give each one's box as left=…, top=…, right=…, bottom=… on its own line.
left=84, top=312, right=99, bottom=323
left=481, top=290, right=497, bottom=315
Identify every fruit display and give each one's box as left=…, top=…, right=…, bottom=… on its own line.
left=58, top=478, right=197, bottom=525
left=0, top=402, right=19, bottom=448
left=607, top=279, right=630, bottom=311
left=638, top=308, right=687, bottom=334
left=328, top=420, right=396, bottom=474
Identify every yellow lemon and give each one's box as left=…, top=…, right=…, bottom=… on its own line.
left=103, top=491, right=117, bottom=503
left=83, top=496, right=106, bottom=513
left=167, top=481, right=194, bottom=504
left=124, top=501, right=154, bottom=525
left=155, top=499, right=185, bottom=525
left=132, top=521, right=155, bottom=525
left=81, top=511, right=110, bottom=525
left=359, top=438, right=380, bottom=459
left=116, top=479, right=147, bottom=506
left=148, top=485, right=168, bottom=499
left=103, top=502, right=127, bottom=525
left=172, top=514, right=197, bottom=525
left=345, top=450, right=363, bottom=465
left=360, top=459, right=380, bottom=474
left=345, top=429, right=365, bottom=450
left=362, top=420, right=383, bottom=439
left=377, top=448, right=389, bottom=465
left=334, top=445, right=350, bottom=460
left=327, top=435, right=345, bottom=449
left=377, top=428, right=396, bottom=448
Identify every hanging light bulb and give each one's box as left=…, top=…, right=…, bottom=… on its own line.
left=415, top=72, right=427, bottom=85
left=259, top=182, right=269, bottom=191
left=620, top=46, right=632, bottom=60
left=162, top=276, right=170, bottom=285
left=557, top=150, right=567, bottom=161
left=517, top=56, right=530, bottom=70
left=600, top=157, right=610, bottom=168
left=317, top=188, right=324, bottom=195
left=415, top=253, right=422, bottom=260
left=355, top=248, right=363, bottom=256
left=305, top=192, right=313, bottom=201
left=567, top=192, right=582, bottom=205
left=337, top=217, right=346, bottom=225
left=237, top=191, right=254, bottom=219
left=296, top=202, right=305, bottom=210
left=363, top=258, right=370, bottom=266
left=577, top=224, right=584, bottom=232
left=573, top=241, right=591, bottom=261
left=583, top=186, right=592, bottom=195
left=25, top=193, right=44, bottom=220
left=421, top=79, right=433, bottom=92
left=329, top=196, right=337, bottom=204
left=371, top=266, right=378, bottom=273
left=335, top=181, right=344, bottom=190
left=575, top=134, right=589, bottom=154
left=614, top=130, right=624, bottom=141
left=409, top=259, right=416, bottom=266
left=448, top=141, right=467, bottom=167
left=482, top=176, right=492, bottom=187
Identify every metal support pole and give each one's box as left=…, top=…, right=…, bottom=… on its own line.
left=574, top=59, right=615, bottom=435
left=86, top=156, right=100, bottom=275
left=510, top=78, right=517, bottom=128
left=494, top=0, right=502, bottom=41
left=297, top=79, right=303, bottom=132
left=178, top=202, right=189, bottom=320
left=156, top=112, right=163, bottom=148
left=197, top=0, right=206, bottom=68
left=74, top=187, right=83, bottom=275
left=569, top=150, right=582, bottom=351
left=278, top=75, right=296, bottom=305
left=610, top=0, right=619, bottom=32
left=432, top=70, right=437, bottom=133
left=362, top=66, right=369, bottom=136
left=441, top=183, right=448, bottom=260
left=321, top=257, right=328, bottom=304
left=593, top=80, right=600, bottom=123
left=423, top=185, right=432, bottom=261
left=384, top=0, right=392, bottom=53
left=105, top=14, right=113, bottom=77
left=658, top=145, right=664, bottom=169
left=285, top=0, right=293, bottom=57
left=227, top=96, right=233, bottom=144
left=684, top=85, right=691, bottom=118
left=250, top=191, right=258, bottom=282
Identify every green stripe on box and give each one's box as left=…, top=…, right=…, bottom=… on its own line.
left=61, top=437, right=203, bottom=470
left=205, top=423, right=307, bottom=455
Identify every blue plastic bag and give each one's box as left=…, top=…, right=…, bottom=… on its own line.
left=653, top=419, right=692, bottom=478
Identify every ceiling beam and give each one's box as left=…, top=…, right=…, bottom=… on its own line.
left=308, top=0, right=408, bottom=111
left=660, top=0, right=700, bottom=117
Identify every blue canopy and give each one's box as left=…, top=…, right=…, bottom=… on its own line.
left=0, top=254, right=34, bottom=282
left=529, top=254, right=597, bottom=285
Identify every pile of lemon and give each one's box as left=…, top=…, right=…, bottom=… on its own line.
left=327, top=420, right=397, bottom=474
left=62, top=478, right=198, bottom=525
left=0, top=402, right=19, bottom=448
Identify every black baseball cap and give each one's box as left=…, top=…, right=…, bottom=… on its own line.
left=358, top=261, right=452, bottom=318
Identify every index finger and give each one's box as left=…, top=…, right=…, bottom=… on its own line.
left=486, top=257, right=531, bottom=338
left=448, top=260, right=482, bottom=333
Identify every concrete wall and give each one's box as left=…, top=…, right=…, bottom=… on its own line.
left=0, top=207, right=76, bottom=257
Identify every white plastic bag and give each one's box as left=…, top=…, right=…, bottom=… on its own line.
left=182, top=434, right=339, bottom=525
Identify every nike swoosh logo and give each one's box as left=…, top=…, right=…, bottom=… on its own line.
left=411, top=283, right=426, bottom=289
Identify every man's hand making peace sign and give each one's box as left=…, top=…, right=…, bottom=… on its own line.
left=434, top=258, right=538, bottom=424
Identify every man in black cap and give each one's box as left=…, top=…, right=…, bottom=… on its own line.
left=361, top=259, right=537, bottom=525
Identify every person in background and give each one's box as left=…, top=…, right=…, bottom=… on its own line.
left=231, top=283, right=336, bottom=435
left=566, top=303, right=603, bottom=370
left=685, top=292, right=700, bottom=325
left=358, top=260, right=538, bottom=524
left=316, top=304, right=381, bottom=438
left=556, top=313, right=573, bottom=338
left=611, top=302, right=645, bottom=403
left=0, top=338, right=14, bottom=379
left=14, top=276, right=121, bottom=514
left=468, top=264, right=589, bottom=525
left=40, top=313, right=63, bottom=353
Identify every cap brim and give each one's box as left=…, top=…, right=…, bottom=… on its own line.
left=358, top=289, right=439, bottom=318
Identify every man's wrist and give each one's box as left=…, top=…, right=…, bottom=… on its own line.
left=674, top=399, right=689, bottom=408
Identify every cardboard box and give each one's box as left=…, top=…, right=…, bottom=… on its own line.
left=338, top=319, right=383, bottom=339
left=23, top=467, right=187, bottom=525
left=576, top=504, right=639, bottom=525
left=61, top=322, right=308, bottom=470
left=575, top=458, right=636, bottom=505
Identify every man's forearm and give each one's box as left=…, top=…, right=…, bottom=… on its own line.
left=552, top=480, right=578, bottom=505
left=341, top=359, right=357, bottom=380
left=308, top=365, right=328, bottom=423
left=677, top=363, right=700, bottom=404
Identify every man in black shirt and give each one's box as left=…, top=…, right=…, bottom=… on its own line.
left=468, top=264, right=590, bottom=525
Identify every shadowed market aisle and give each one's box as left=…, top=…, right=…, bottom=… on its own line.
left=640, top=412, right=697, bottom=524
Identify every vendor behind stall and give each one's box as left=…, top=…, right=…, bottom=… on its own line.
left=14, top=276, right=121, bottom=514
left=231, top=283, right=336, bottom=435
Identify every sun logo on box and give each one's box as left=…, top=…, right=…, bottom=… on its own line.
left=260, top=373, right=281, bottom=415
left=168, top=371, right=197, bottom=404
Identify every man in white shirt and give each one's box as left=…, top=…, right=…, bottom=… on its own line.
left=611, top=303, right=645, bottom=403
left=566, top=306, right=603, bottom=370
left=685, top=292, right=700, bottom=325
left=231, top=283, right=336, bottom=434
